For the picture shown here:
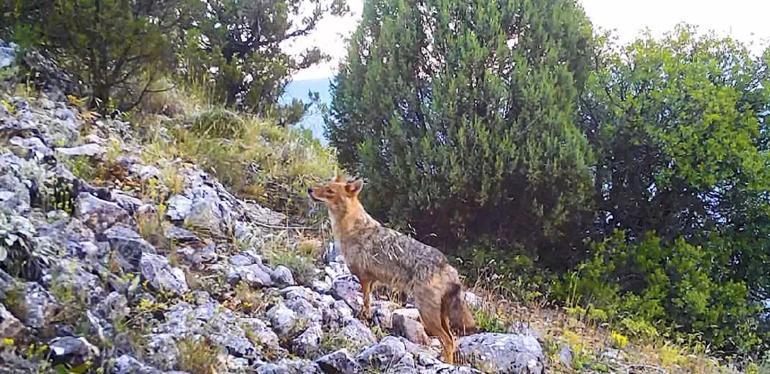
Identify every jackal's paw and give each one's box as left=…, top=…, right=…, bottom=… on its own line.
left=357, top=308, right=372, bottom=321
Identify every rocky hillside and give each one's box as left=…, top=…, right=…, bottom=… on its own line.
left=0, top=59, right=544, bottom=373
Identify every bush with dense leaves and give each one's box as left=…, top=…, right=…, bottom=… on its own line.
left=326, top=0, right=596, bottom=262
left=559, top=230, right=763, bottom=354
left=1, top=0, right=190, bottom=110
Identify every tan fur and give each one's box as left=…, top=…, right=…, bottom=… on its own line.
left=308, top=176, right=476, bottom=363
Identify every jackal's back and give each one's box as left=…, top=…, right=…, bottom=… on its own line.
left=340, top=224, right=450, bottom=292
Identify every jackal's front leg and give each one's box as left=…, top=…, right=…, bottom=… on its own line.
left=359, top=278, right=372, bottom=320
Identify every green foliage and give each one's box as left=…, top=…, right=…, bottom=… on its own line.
left=580, top=26, right=770, bottom=243
left=262, top=237, right=318, bottom=286
left=176, top=336, right=221, bottom=374
left=177, top=0, right=349, bottom=121
left=1, top=0, right=189, bottom=111
left=457, top=243, right=554, bottom=303
left=189, top=108, right=246, bottom=138
left=326, top=0, right=596, bottom=263
left=570, top=26, right=770, bottom=356
left=470, top=306, right=507, bottom=333
left=174, top=109, right=337, bottom=216
left=560, top=230, right=762, bottom=354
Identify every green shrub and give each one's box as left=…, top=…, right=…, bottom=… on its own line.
left=1, top=0, right=188, bottom=111
left=175, top=112, right=336, bottom=217
left=558, top=230, right=762, bottom=353
left=456, top=243, right=555, bottom=303
left=189, top=108, right=246, bottom=138
left=327, top=0, right=595, bottom=260
left=176, top=336, right=221, bottom=374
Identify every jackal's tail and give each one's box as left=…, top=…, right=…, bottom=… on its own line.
left=441, top=283, right=477, bottom=336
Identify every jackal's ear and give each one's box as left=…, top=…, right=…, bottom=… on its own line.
left=333, top=173, right=345, bottom=183
left=345, top=179, right=364, bottom=196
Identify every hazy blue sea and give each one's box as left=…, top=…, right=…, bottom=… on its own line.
left=281, top=78, right=332, bottom=145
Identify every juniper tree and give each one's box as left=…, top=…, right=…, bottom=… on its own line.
left=326, top=0, right=595, bottom=264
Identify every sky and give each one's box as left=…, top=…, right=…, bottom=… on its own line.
left=285, top=0, right=770, bottom=81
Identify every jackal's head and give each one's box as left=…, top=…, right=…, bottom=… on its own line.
left=307, top=175, right=364, bottom=217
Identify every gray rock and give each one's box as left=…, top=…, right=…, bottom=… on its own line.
left=47, top=259, right=105, bottom=306
left=176, top=244, right=217, bottom=269
left=184, top=197, right=224, bottom=235
left=414, top=351, right=482, bottom=373
left=0, top=303, right=24, bottom=338
left=64, top=218, right=96, bottom=243
left=103, top=224, right=156, bottom=271
left=144, top=333, right=179, bottom=371
left=140, top=253, right=189, bottom=295
left=112, top=192, right=144, bottom=214
left=267, top=303, right=299, bottom=339
left=207, top=324, right=256, bottom=358
left=356, top=336, right=415, bottom=372
left=292, top=323, right=323, bottom=357
left=241, top=317, right=282, bottom=356
left=392, top=308, right=421, bottom=321
left=558, top=345, right=573, bottom=367
left=95, top=292, right=129, bottom=322
left=463, top=292, right=482, bottom=309
left=323, top=241, right=342, bottom=264
left=331, top=275, right=362, bottom=313
left=339, top=318, right=376, bottom=351
left=10, top=282, right=58, bottom=328
left=130, top=164, right=161, bottom=181
left=372, top=301, right=393, bottom=330
left=227, top=262, right=274, bottom=288
left=311, top=279, right=332, bottom=294
left=457, top=333, right=544, bottom=374
left=56, top=143, right=105, bottom=157
left=333, top=300, right=354, bottom=323
left=0, top=40, right=16, bottom=69
left=272, top=265, right=296, bottom=287
left=285, top=295, right=322, bottom=325
left=9, top=136, right=52, bottom=160
left=165, top=195, right=192, bottom=221
left=165, top=226, right=201, bottom=245
left=230, top=253, right=258, bottom=267
left=325, top=262, right=350, bottom=280
left=257, top=358, right=322, bottom=374
left=316, top=349, right=361, bottom=374
left=112, top=354, right=162, bottom=374
left=49, top=336, right=100, bottom=362
left=393, top=312, right=430, bottom=345
left=76, top=193, right=130, bottom=233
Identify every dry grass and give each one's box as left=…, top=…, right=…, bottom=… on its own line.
left=176, top=336, right=221, bottom=374
left=465, top=285, right=735, bottom=373
left=137, top=106, right=336, bottom=220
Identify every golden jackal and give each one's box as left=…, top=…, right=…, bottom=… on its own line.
left=308, top=175, right=476, bottom=363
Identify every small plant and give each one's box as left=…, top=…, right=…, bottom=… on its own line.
left=610, top=331, right=629, bottom=349
left=319, top=330, right=356, bottom=355
left=136, top=204, right=169, bottom=250
left=3, top=283, right=28, bottom=321
left=0, top=212, right=56, bottom=281
left=228, top=282, right=267, bottom=315
left=62, top=155, right=97, bottom=181
left=658, top=343, right=685, bottom=368
left=189, top=107, right=245, bottom=138
left=173, top=112, right=336, bottom=216
left=263, top=237, right=318, bottom=286
left=176, top=336, right=221, bottom=374
left=471, top=305, right=507, bottom=333
left=160, top=165, right=185, bottom=195
left=619, top=317, right=659, bottom=341
left=49, top=281, right=88, bottom=327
